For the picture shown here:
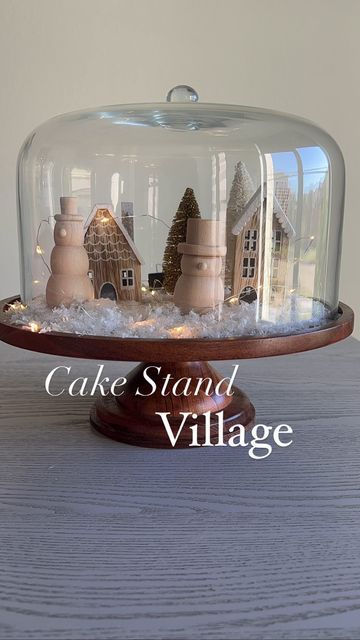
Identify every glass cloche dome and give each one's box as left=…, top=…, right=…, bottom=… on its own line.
left=13, top=85, right=345, bottom=339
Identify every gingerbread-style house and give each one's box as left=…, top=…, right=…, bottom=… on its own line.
left=231, top=183, right=295, bottom=306
left=84, top=205, right=143, bottom=302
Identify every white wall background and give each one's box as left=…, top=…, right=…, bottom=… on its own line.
left=0, top=0, right=359, bottom=336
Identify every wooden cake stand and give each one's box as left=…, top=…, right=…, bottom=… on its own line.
left=0, top=296, right=354, bottom=448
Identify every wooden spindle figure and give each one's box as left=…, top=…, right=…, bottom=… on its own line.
left=174, top=219, right=226, bottom=314
left=46, top=197, right=94, bottom=307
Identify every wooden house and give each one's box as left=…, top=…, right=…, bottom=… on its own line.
left=84, top=205, right=143, bottom=302
left=231, top=183, right=295, bottom=307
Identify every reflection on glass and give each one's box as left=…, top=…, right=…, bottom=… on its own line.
left=15, top=103, right=344, bottom=338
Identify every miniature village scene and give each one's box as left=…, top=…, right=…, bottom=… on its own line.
left=6, top=161, right=329, bottom=339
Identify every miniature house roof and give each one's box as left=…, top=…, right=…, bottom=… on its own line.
left=84, top=204, right=144, bottom=264
left=231, top=183, right=296, bottom=238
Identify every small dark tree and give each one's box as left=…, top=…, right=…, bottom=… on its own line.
left=163, top=187, right=201, bottom=294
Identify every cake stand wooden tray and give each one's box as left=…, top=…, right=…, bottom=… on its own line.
left=0, top=296, right=354, bottom=448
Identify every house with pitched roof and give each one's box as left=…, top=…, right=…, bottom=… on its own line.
left=84, top=204, right=143, bottom=302
left=231, top=183, right=295, bottom=306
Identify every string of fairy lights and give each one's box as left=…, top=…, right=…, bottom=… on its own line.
left=34, top=214, right=316, bottom=286
left=22, top=208, right=319, bottom=335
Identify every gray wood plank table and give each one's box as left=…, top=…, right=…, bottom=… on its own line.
left=0, top=337, right=359, bottom=640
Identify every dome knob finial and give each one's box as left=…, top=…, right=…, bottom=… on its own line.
left=166, top=85, right=199, bottom=103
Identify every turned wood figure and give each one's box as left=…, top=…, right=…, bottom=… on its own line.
left=174, top=219, right=227, bottom=314
left=84, top=205, right=143, bottom=302
left=46, top=197, right=94, bottom=307
left=231, top=183, right=295, bottom=306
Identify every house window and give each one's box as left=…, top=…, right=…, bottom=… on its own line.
left=244, top=229, right=257, bottom=251
left=242, top=257, right=256, bottom=278
left=272, top=258, right=279, bottom=279
left=121, top=268, right=134, bottom=288
left=249, top=257, right=256, bottom=277
left=273, top=230, right=282, bottom=253
left=242, top=257, right=248, bottom=277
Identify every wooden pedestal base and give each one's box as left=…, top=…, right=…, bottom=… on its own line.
left=0, top=298, right=353, bottom=448
left=90, top=361, right=255, bottom=448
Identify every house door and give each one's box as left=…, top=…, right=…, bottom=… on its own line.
left=239, top=286, right=257, bottom=304
left=100, top=282, right=117, bottom=301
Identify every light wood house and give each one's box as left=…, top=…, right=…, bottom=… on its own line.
left=84, top=205, right=143, bottom=302
left=231, top=183, right=295, bottom=306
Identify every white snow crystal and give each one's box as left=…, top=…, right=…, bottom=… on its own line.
left=4, top=295, right=332, bottom=340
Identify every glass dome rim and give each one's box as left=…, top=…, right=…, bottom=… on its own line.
left=28, top=100, right=335, bottom=138
left=15, top=96, right=345, bottom=335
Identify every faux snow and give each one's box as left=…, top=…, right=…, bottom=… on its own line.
left=5, top=295, right=331, bottom=340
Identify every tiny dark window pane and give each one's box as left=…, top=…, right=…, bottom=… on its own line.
left=242, top=257, right=248, bottom=278
left=272, top=230, right=282, bottom=253
left=121, top=268, right=135, bottom=288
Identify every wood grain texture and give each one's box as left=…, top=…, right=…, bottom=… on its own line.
left=0, top=338, right=359, bottom=639
left=0, top=297, right=354, bottom=363
left=232, top=208, right=290, bottom=307
left=46, top=198, right=94, bottom=308
left=91, top=361, right=255, bottom=447
left=84, top=208, right=142, bottom=302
